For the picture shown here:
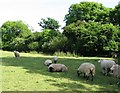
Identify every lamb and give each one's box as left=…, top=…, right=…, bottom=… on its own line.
left=48, top=63, right=68, bottom=72
left=110, top=64, right=120, bottom=86
left=14, top=50, right=20, bottom=58
left=98, top=59, right=116, bottom=75
left=53, top=56, right=58, bottom=63
left=44, top=59, right=52, bottom=66
left=77, top=62, right=95, bottom=81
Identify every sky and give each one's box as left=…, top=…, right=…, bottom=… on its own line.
left=0, top=0, right=119, bottom=32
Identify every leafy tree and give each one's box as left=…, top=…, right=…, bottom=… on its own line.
left=63, top=20, right=120, bottom=56
left=64, top=2, right=111, bottom=25
left=110, top=3, right=120, bottom=26
left=41, top=29, right=62, bottom=53
left=28, top=42, right=39, bottom=51
left=1, top=20, right=32, bottom=51
left=41, top=29, right=60, bottom=42
left=99, top=24, right=119, bottom=52
left=47, top=35, right=68, bottom=52
left=25, top=32, right=43, bottom=53
left=38, top=17, right=60, bottom=30
left=11, top=37, right=26, bottom=52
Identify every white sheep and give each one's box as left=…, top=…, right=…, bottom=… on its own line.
left=44, top=59, right=52, bottom=66
left=77, top=62, right=95, bottom=81
left=53, top=56, right=58, bottom=63
left=14, top=50, right=20, bottom=58
left=110, top=64, right=120, bottom=85
left=98, top=59, right=116, bottom=75
left=48, top=63, right=68, bottom=72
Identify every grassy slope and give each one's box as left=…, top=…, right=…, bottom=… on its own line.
left=1, top=50, right=119, bottom=91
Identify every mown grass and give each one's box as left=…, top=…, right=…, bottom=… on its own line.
left=1, top=50, right=119, bottom=91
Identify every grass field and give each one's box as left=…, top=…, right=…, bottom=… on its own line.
left=1, top=50, right=119, bottom=91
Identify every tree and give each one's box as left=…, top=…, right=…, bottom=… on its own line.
left=11, top=37, right=26, bottom=52
left=47, top=35, right=68, bottom=52
left=63, top=20, right=120, bottom=56
left=64, top=2, right=111, bottom=25
left=1, top=20, right=32, bottom=51
left=38, top=17, right=60, bottom=30
left=25, top=32, right=43, bottom=53
left=110, top=3, right=120, bottom=26
left=28, top=42, right=39, bottom=51
left=41, top=29, right=61, bottom=53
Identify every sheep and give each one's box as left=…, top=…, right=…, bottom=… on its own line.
left=98, top=59, right=116, bottom=75
left=48, top=63, right=68, bottom=72
left=77, top=62, right=95, bottom=81
left=53, top=56, right=58, bottom=63
left=44, top=59, right=52, bottom=66
left=14, top=50, right=20, bottom=58
left=110, top=64, right=120, bottom=86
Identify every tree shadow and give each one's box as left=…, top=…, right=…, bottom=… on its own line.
left=1, top=56, right=119, bottom=91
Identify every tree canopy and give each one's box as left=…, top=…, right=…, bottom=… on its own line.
left=64, top=2, right=111, bottom=25
left=110, top=3, right=120, bottom=26
left=38, top=17, right=60, bottom=30
left=1, top=20, right=32, bottom=51
left=63, top=20, right=120, bottom=56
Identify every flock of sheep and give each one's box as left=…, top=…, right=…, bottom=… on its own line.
left=14, top=50, right=120, bottom=86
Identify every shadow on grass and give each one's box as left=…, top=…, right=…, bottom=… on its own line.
left=1, top=56, right=119, bottom=91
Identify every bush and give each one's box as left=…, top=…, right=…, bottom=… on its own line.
left=28, top=42, right=39, bottom=51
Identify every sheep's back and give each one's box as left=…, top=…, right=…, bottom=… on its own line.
left=100, top=60, right=115, bottom=68
left=61, top=65, right=68, bottom=71
left=48, top=64, right=67, bottom=72
left=78, top=63, right=95, bottom=73
left=44, top=60, right=52, bottom=66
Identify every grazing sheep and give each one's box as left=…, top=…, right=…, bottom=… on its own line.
left=44, top=59, right=52, bottom=66
left=98, top=59, right=116, bottom=75
left=77, top=62, right=95, bottom=81
left=14, top=50, right=20, bottom=58
left=110, top=64, right=120, bottom=86
left=48, top=64, right=68, bottom=72
left=53, top=56, right=58, bottom=63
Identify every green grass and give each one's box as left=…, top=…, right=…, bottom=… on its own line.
left=1, top=50, right=119, bottom=91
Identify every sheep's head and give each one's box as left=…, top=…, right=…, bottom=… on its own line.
left=110, top=64, right=118, bottom=71
left=53, top=56, right=58, bottom=63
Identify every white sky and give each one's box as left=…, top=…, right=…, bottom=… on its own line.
left=0, top=0, right=119, bottom=32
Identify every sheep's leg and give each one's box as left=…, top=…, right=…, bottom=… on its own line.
left=77, top=70, right=80, bottom=76
left=83, top=73, right=86, bottom=78
left=107, top=68, right=110, bottom=75
left=86, top=76, right=89, bottom=80
left=105, top=68, right=110, bottom=76
left=91, top=75, right=93, bottom=81
left=102, top=68, right=105, bottom=75
left=90, top=70, right=93, bottom=81
left=117, top=78, right=120, bottom=86
left=117, top=81, right=120, bottom=86
left=103, top=68, right=107, bottom=75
